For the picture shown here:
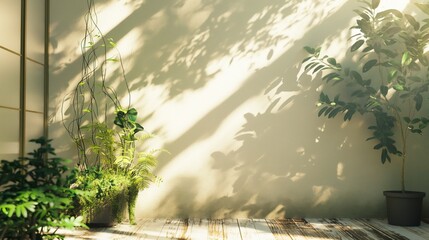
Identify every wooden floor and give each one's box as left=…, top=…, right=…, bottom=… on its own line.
left=57, top=218, right=429, bottom=240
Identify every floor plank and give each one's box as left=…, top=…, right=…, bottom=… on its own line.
left=208, top=219, right=226, bottom=240
left=238, top=218, right=260, bottom=240
left=305, top=218, right=341, bottom=239
left=355, top=219, right=410, bottom=240
left=135, top=218, right=167, bottom=240
left=253, top=219, right=277, bottom=240
left=61, top=218, right=429, bottom=240
left=265, top=219, right=293, bottom=240
left=223, top=218, right=242, bottom=240
left=317, top=218, right=359, bottom=240
left=188, top=218, right=209, bottom=240
left=370, top=219, right=426, bottom=240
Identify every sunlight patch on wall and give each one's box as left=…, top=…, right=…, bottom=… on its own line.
left=134, top=1, right=350, bottom=144
left=270, top=0, right=345, bottom=39
left=51, top=0, right=141, bottom=74
left=93, top=0, right=141, bottom=35
left=133, top=0, right=365, bottom=217
left=312, top=185, right=336, bottom=207
left=115, top=27, right=145, bottom=60
left=145, top=10, right=168, bottom=34
left=172, top=0, right=213, bottom=31
left=137, top=95, right=273, bottom=216
left=290, top=172, right=306, bottom=182
left=50, top=1, right=147, bottom=115
left=378, top=0, right=409, bottom=11
left=266, top=204, right=286, bottom=219
left=337, top=162, right=345, bottom=180
left=140, top=59, right=259, bottom=141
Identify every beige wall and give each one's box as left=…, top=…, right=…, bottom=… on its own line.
left=49, top=0, right=429, bottom=219
left=0, top=0, right=46, bottom=160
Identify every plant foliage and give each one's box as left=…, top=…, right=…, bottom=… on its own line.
left=302, top=0, right=429, bottom=191
left=61, top=0, right=162, bottom=225
left=0, top=137, right=86, bottom=239
left=68, top=167, right=129, bottom=224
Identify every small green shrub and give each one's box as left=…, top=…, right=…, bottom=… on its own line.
left=0, top=137, right=86, bottom=240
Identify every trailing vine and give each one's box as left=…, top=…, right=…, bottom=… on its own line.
left=62, top=0, right=131, bottom=168
left=61, top=0, right=161, bottom=225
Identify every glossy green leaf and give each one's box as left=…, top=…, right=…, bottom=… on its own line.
left=303, top=46, right=315, bottom=54
left=388, top=70, right=397, bottom=83
left=351, top=40, right=365, bottom=52
left=376, top=10, right=392, bottom=19
left=328, top=108, right=341, bottom=118
left=380, top=85, right=388, bottom=97
left=389, top=9, right=403, bottom=18
left=411, top=128, right=423, bottom=134
left=404, top=117, right=411, bottom=123
left=344, top=109, right=356, bottom=121
left=127, top=108, right=138, bottom=122
left=327, top=58, right=337, bottom=65
left=414, top=94, right=423, bottom=111
left=312, top=64, right=325, bottom=74
left=411, top=118, right=421, bottom=124
left=323, top=72, right=342, bottom=82
left=385, top=27, right=402, bottom=37
left=319, top=92, right=330, bottom=102
left=16, top=205, right=22, bottom=217
left=354, top=10, right=370, bottom=21
left=405, top=14, right=419, bottom=30
left=106, top=58, right=119, bottom=62
left=401, top=51, right=412, bottom=66
left=318, top=106, right=328, bottom=117
left=362, top=59, right=377, bottom=72
left=393, top=84, right=404, bottom=91
left=381, top=148, right=390, bottom=164
left=302, top=56, right=312, bottom=63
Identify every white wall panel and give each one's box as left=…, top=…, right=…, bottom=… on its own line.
left=25, top=112, right=44, bottom=154
left=26, top=61, right=44, bottom=112
left=0, top=0, right=21, bottom=52
left=27, top=0, right=45, bottom=63
left=0, top=108, right=19, bottom=160
left=0, top=50, right=20, bottom=109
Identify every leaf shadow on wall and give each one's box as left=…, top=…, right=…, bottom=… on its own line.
left=146, top=0, right=397, bottom=218
left=49, top=0, right=425, bottom=219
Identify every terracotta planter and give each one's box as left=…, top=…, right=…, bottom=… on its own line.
left=383, top=191, right=426, bottom=226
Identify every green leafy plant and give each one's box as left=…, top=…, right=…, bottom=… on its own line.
left=0, top=137, right=86, bottom=240
left=113, top=107, right=160, bottom=224
left=68, top=167, right=129, bottom=224
left=61, top=0, right=162, bottom=225
left=69, top=113, right=161, bottom=225
left=302, top=0, right=429, bottom=192
left=115, top=144, right=159, bottom=225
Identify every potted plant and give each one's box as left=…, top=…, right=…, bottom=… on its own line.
left=62, top=0, right=161, bottom=226
left=68, top=165, right=130, bottom=227
left=113, top=107, right=160, bottom=224
left=302, top=0, right=429, bottom=226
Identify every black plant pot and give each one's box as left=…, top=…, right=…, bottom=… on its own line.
left=383, top=191, right=426, bottom=226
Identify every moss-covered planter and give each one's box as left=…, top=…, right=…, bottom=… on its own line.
left=86, top=190, right=128, bottom=228
left=384, top=191, right=426, bottom=226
